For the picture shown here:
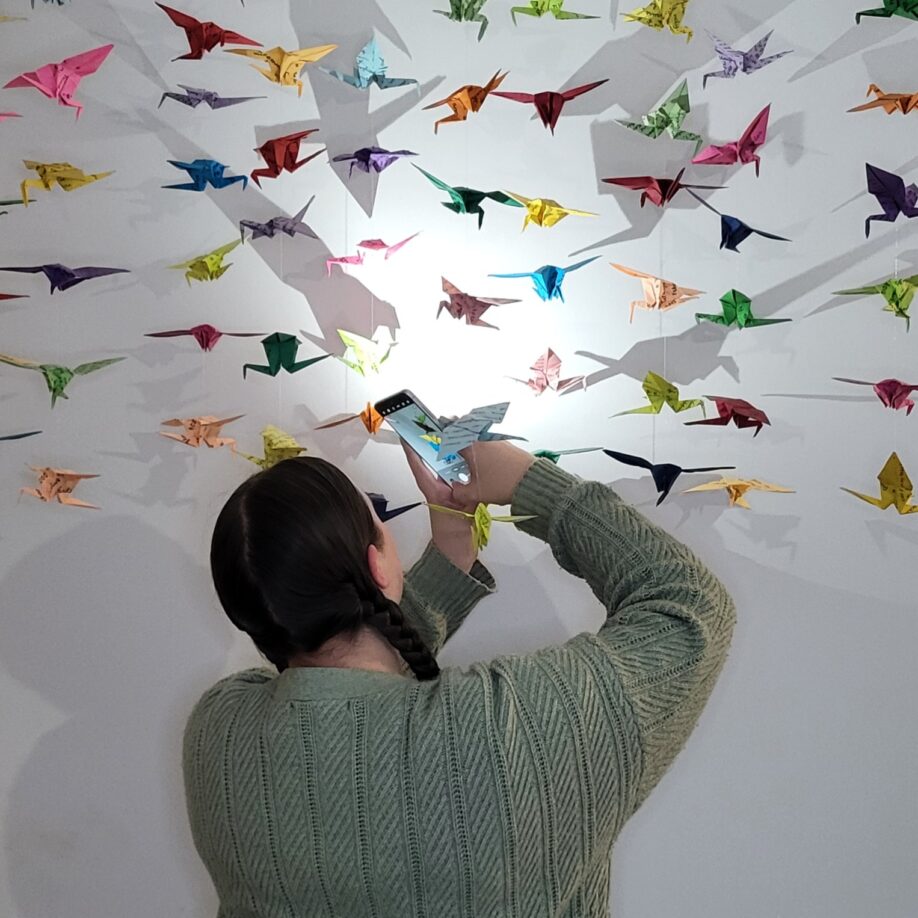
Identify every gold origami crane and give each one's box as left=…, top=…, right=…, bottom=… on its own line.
left=170, top=240, right=241, bottom=285
left=623, top=0, right=692, bottom=40
left=422, top=70, right=508, bottom=133
left=504, top=191, right=597, bottom=229
left=21, top=160, right=114, bottom=206
left=22, top=466, right=100, bottom=509
left=160, top=415, right=243, bottom=450
left=0, top=15, right=27, bottom=22
left=611, top=263, right=704, bottom=321
left=226, top=44, right=338, bottom=97
left=316, top=402, right=384, bottom=435
left=682, top=476, right=794, bottom=509
left=842, top=452, right=918, bottom=514
left=427, top=502, right=536, bottom=550
left=241, top=425, right=308, bottom=469
left=848, top=84, right=918, bottom=116
left=615, top=371, right=705, bottom=417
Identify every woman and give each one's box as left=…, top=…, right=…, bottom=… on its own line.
left=184, top=440, right=736, bottom=917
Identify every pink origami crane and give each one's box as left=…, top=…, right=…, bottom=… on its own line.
left=511, top=348, right=584, bottom=395
left=0, top=112, right=21, bottom=122
left=3, top=44, right=114, bottom=119
left=326, top=233, right=419, bottom=274
left=692, top=105, right=770, bottom=177
left=833, top=376, right=918, bottom=414
left=326, top=251, right=365, bottom=275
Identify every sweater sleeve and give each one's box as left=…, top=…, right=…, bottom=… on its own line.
left=497, top=458, right=736, bottom=845
left=399, top=541, right=496, bottom=657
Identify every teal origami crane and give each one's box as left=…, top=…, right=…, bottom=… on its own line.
left=835, top=274, right=918, bottom=330
left=856, top=0, right=918, bottom=24
left=321, top=38, right=417, bottom=90
left=414, top=165, right=523, bottom=229
left=623, top=0, right=693, bottom=40
left=696, top=289, right=792, bottom=329
left=619, top=78, right=702, bottom=153
left=243, top=333, right=331, bottom=378
left=511, top=0, right=598, bottom=23
left=433, top=0, right=490, bottom=41
left=489, top=257, right=599, bottom=302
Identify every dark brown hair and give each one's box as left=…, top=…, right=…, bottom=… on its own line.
left=210, top=457, right=440, bottom=680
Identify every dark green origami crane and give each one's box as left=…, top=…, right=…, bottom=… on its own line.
left=414, top=165, right=523, bottom=229
left=856, top=0, right=918, bottom=23
left=696, top=289, right=791, bottom=329
left=243, top=333, right=331, bottom=378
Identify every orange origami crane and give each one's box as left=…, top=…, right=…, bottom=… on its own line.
left=423, top=70, right=508, bottom=133
left=160, top=415, right=243, bottom=449
left=682, top=476, right=794, bottom=509
left=848, top=84, right=918, bottom=116
left=315, top=402, right=384, bottom=435
left=22, top=466, right=100, bottom=509
left=611, top=263, right=704, bottom=321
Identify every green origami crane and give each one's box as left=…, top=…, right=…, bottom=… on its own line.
left=0, top=353, right=124, bottom=407
left=619, top=78, right=702, bottom=152
left=511, top=0, right=598, bottom=23
left=243, top=333, right=331, bottom=378
left=696, top=289, right=792, bottom=329
left=433, top=0, right=490, bottom=41
left=337, top=329, right=395, bottom=376
left=533, top=447, right=603, bottom=464
left=615, top=371, right=706, bottom=417
left=241, top=425, right=308, bottom=469
left=427, top=502, right=536, bottom=551
left=856, top=0, right=918, bottom=24
left=623, top=0, right=693, bottom=40
left=414, top=165, right=523, bottom=229
left=170, top=239, right=241, bottom=285
left=834, top=273, right=918, bottom=331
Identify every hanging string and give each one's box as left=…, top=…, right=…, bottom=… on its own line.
left=344, top=184, right=349, bottom=411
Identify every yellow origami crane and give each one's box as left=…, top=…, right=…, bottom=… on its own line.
left=505, top=191, right=597, bottom=229
left=842, top=452, right=918, bottom=514
left=240, top=425, right=308, bottom=470
left=615, top=371, right=705, bottom=417
left=683, top=476, right=795, bottom=509
left=316, top=401, right=384, bottom=435
left=422, top=69, right=508, bottom=133
left=611, top=263, right=704, bottom=322
left=0, top=14, right=27, bottom=23
left=226, top=44, right=338, bottom=97
left=336, top=329, right=395, bottom=376
left=22, top=466, right=100, bottom=509
left=427, top=502, right=536, bottom=551
left=21, top=160, right=114, bottom=206
left=170, top=239, right=241, bottom=285
left=623, top=0, right=693, bottom=41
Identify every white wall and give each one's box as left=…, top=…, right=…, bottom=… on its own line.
left=1, top=2, right=916, bottom=915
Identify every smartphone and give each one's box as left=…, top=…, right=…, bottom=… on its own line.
left=375, top=390, right=472, bottom=485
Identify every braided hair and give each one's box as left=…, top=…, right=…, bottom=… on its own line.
left=210, top=456, right=440, bottom=681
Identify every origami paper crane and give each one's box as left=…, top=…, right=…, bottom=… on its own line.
left=533, top=447, right=602, bottom=463
left=849, top=85, right=918, bottom=115
left=368, top=493, right=422, bottom=522
left=20, top=161, right=113, bottom=206
left=696, top=289, right=791, bottom=329
left=326, top=234, right=419, bottom=273
left=864, top=164, right=918, bottom=237
left=610, top=263, right=703, bottom=321
left=332, top=146, right=417, bottom=178
left=504, top=192, right=597, bottom=229
left=429, top=502, right=535, bottom=549
left=163, top=159, right=247, bottom=192
left=619, top=79, right=702, bottom=153
left=492, top=79, right=607, bottom=133
left=856, top=0, right=918, bottom=23
left=439, top=277, right=521, bottom=329
left=615, top=371, right=705, bottom=417
left=159, top=85, right=264, bottom=110
left=241, top=426, right=307, bottom=469
left=322, top=38, right=417, bottom=91
left=843, top=452, right=918, bottom=514
left=684, top=396, right=771, bottom=437
left=336, top=329, right=395, bottom=376
left=0, top=112, right=21, bottom=120
left=32, top=0, right=68, bottom=6
left=604, top=450, right=736, bottom=505
left=424, top=71, right=508, bottom=133
left=833, top=377, right=918, bottom=413
left=511, top=0, right=598, bottom=22
left=703, top=31, right=792, bottom=87
left=3, top=44, right=112, bottom=119
left=623, top=0, right=692, bottom=39
left=433, top=0, right=491, bottom=41
left=170, top=240, right=240, bottom=285
left=226, top=44, right=337, bottom=97
left=602, top=168, right=722, bottom=208
left=326, top=252, right=365, bottom=274
left=490, top=257, right=598, bottom=302
left=243, top=333, right=331, bottom=378
left=160, top=415, right=243, bottom=450
left=510, top=348, right=584, bottom=394
left=689, top=193, right=790, bottom=252
left=683, top=476, right=794, bottom=509
left=414, top=165, right=523, bottom=228
left=240, top=197, right=317, bottom=242
left=1, top=430, right=41, bottom=441
left=0, top=293, right=27, bottom=303
left=145, top=324, right=263, bottom=352
left=157, top=4, right=260, bottom=61
left=22, top=466, right=99, bottom=509
left=834, top=274, right=918, bottom=330
left=316, top=402, right=384, bottom=435
left=692, top=105, right=770, bottom=176
left=251, top=130, right=324, bottom=186
left=433, top=403, right=526, bottom=458
left=0, top=15, right=27, bottom=22
left=0, top=264, right=128, bottom=294
left=0, top=353, right=124, bottom=407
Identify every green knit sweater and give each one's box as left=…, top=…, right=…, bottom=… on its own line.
left=183, top=459, right=736, bottom=917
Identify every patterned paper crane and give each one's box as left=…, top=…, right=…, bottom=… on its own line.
left=21, top=466, right=100, bottom=509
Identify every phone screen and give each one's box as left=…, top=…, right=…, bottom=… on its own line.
left=375, top=391, right=472, bottom=485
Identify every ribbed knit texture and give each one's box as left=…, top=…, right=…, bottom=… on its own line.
left=183, top=459, right=736, bottom=917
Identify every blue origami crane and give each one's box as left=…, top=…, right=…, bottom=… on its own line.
left=322, top=37, right=417, bottom=90
left=489, top=256, right=599, bottom=302
left=163, top=159, right=248, bottom=192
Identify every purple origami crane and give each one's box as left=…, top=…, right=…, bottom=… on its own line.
left=864, top=163, right=918, bottom=237
left=0, top=263, right=129, bottom=294
left=240, top=197, right=317, bottom=242
left=331, top=146, right=417, bottom=178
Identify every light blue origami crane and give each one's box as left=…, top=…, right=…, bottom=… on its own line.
left=322, top=38, right=417, bottom=90
left=489, top=256, right=599, bottom=302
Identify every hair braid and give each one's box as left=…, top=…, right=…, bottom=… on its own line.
left=361, top=592, right=440, bottom=681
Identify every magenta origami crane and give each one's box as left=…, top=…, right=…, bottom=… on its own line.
left=692, top=105, right=770, bottom=177
left=145, top=324, right=263, bottom=352
left=833, top=377, right=918, bottom=414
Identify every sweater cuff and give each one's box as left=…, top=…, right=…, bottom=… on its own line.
left=510, top=458, right=583, bottom=542
left=406, top=541, right=496, bottom=619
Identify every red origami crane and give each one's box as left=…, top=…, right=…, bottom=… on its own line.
left=684, top=396, right=771, bottom=436
left=251, top=130, right=325, bottom=186
left=833, top=377, right=918, bottom=414
left=692, top=105, right=770, bottom=177
left=492, top=79, right=608, bottom=134
left=602, top=167, right=722, bottom=207
left=156, top=3, right=261, bottom=62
